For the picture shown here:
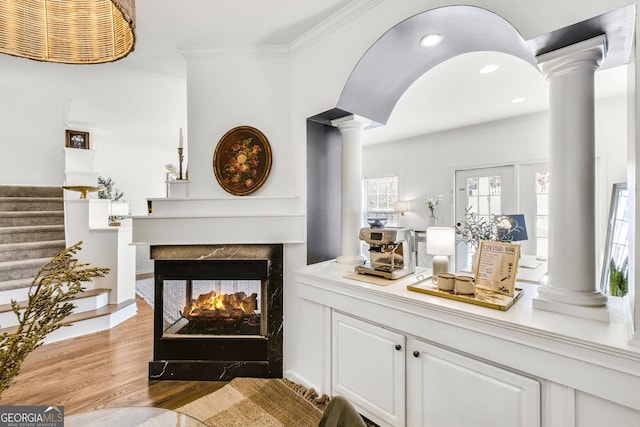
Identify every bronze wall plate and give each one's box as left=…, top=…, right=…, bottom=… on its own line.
left=213, top=126, right=272, bottom=196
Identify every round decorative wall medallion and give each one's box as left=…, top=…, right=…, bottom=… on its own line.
left=213, top=126, right=272, bottom=196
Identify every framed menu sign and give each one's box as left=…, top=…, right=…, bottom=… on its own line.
left=473, top=241, right=521, bottom=296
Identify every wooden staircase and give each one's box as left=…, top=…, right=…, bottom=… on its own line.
left=0, top=185, right=136, bottom=343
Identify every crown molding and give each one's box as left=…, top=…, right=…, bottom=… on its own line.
left=290, top=0, right=384, bottom=53
left=179, top=45, right=292, bottom=60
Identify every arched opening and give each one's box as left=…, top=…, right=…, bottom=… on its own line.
left=307, top=4, right=633, bottom=266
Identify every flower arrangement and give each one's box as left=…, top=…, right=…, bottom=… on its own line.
left=97, top=176, right=124, bottom=201
left=425, top=194, right=443, bottom=216
left=455, top=207, right=522, bottom=249
left=165, top=163, right=179, bottom=178
left=220, top=137, right=263, bottom=190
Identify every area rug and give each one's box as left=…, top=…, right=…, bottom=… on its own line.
left=175, top=377, right=328, bottom=427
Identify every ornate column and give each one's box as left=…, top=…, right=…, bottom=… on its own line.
left=533, top=35, right=609, bottom=320
left=331, top=115, right=371, bottom=265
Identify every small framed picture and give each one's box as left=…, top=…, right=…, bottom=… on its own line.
left=65, top=130, right=90, bottom=149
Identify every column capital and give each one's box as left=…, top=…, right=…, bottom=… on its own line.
left=536, top=35, right=607, bottom=79
left=330, top=114, right=373, bottom=131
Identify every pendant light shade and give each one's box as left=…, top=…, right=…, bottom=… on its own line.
left=0, top=0, right=135, bottom=64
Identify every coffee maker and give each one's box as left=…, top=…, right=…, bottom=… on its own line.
left=356, top=227, right=416, bottom=280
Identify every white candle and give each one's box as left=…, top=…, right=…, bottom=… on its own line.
left=179, top=127, right=183, bottom=149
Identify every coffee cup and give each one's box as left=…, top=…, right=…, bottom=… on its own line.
left=455, top=275, right=475, bottom=295
left=436, top=273, right=455, bottom=291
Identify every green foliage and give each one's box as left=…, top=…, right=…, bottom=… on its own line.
left=98, top=176, right=124, bottom=201
left=455, top=207, right=523, bottom=249
left=0, top=242, right=110, bottom=397
left=609, top=257, right=628, bottom=297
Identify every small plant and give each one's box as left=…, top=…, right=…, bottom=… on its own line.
left=0, top=242, right=109, bottom=397
left=425, top=194, right=443, bottom=216
left=455, top=207, right=523, bottom=249
left=98, top=176, right=124, bottom=201
left=609, top=257, right=628, bottom=297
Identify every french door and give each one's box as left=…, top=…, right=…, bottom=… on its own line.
left=454, top=165, right=516, bottom=271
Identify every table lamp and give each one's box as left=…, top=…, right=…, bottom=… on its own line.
left=426, top=227, right=456, bottom=277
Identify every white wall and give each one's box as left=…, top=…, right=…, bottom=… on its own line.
left=183, top=53, right=294, bottom=198
left=0, top=53, right=187, bottom=273
left=0, top=82, right=66, bottom=185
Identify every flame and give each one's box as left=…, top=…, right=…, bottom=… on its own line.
left=183, top=290, right=257, bottom=318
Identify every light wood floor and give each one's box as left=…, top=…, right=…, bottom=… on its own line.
left=0, top=296, right=227, bottom=414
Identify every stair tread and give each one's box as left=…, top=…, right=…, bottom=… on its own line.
left=0, top=257, right=52, bottom=269
left=0, top=186, right=63, bottom=198
left=0, top=196, right=63, bottom=201
left=0, top=288, right=111, bottom=313
left=0, top=277, right=32, bottom=290
left=0, top=211, right=64, bottom=217
left=0, top=240, right=66, bottom=250
left=0, top=224, right=65, bottom=233
left=0, top=299, right=136, bottom=335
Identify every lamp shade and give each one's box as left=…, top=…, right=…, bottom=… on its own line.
left=394, top=201, right=409, bottom=213
left=0, top=0, right=136, bottom=64
left=426, top=227, right=455, bottom=256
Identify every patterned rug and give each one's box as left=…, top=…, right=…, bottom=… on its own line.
left=175, top=377, right=327, bottom=427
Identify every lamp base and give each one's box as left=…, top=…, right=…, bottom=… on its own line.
left=431, top=255, right=450, bottom=283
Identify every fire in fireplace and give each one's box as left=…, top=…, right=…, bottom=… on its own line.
left=149, top=244, right=283, bottom=381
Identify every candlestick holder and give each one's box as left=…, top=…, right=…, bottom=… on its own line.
left=177, top=147, right=184, bottom=180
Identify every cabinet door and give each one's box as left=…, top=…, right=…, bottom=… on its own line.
left=332, top=311, right=405, bottom=427
left=407, top=338, right=540, bottom=427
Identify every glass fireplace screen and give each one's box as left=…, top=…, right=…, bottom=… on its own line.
left=162, top=279, right=264, bottom=337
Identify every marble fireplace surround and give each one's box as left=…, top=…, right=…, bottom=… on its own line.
left=131, top=196, right=302, bottom=380
left=149, top=244, right=284, bottom=381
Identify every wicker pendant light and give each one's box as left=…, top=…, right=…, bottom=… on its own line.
left=0, top=0, right=135, bottom=64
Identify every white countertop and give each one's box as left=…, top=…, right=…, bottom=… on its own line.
left=296, top=260, right=637, bottom=358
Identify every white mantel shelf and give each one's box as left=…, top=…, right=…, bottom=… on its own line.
left=131, top=196, right=305, bottom=245
left=295, top=260, right=640, bottom=413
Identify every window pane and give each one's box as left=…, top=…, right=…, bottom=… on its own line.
left=467, top=196, right=476, bottom=212
left=490, top=195, right=501, bottom=215
left=536, top=238, right=548, bottom=258
left=536, top=194, right=548, bottom=215
left=478, top=196, right=489, bottom=214
left=489, top=176, right=501, bottom=196
left=467, top=177, right=478, bottom=197
left=536, top=216, right=548, bottom=238
left=478, top=176, right=489, bottom=195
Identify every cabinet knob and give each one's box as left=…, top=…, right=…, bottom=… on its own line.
left=413, top=351, right=420, bottom=358
left=395, top=344, right=402, bottom=351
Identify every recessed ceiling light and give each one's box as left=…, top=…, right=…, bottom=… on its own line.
left=420, top=33, right=443, bottom=48
left=479, top=64, right=499, bottom=74
left=511, top=97, right=527, bottom=104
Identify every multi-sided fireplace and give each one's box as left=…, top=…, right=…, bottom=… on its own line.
left=149, top=244, right=283, bottom=381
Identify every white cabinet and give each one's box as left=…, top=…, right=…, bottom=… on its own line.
left=332, top=311, right=405, bottom=427
left=332, top=312, right=540, bottom=427
left=295, top=262, right=640, bottom=427
left=407, top=337, right=540, bottom=427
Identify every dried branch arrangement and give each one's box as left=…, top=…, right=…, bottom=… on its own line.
left=0, top=242, right=109, bottom=397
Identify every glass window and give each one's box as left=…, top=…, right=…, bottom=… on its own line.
left=535, top=171, right=549, bottom=259
left=365, top=176, right=399, bottom=226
